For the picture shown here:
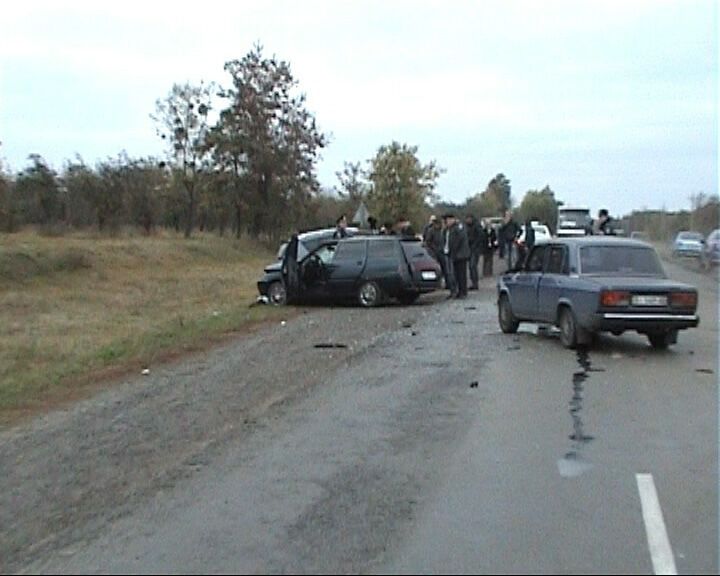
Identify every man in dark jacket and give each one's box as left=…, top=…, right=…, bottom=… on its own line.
left=465, top=214, right=483, bottom=290
left=443, top=213, right=470, bottom=299
left=520, top=218, right=535, bottom=265
left=500, top=210, right=521, bottom=272
left=480, top=218, right=497, bottom=277
left=597, top=209, right=616, bottom=235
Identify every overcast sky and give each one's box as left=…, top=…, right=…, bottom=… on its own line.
left=1, top=0, right=717, bottom=216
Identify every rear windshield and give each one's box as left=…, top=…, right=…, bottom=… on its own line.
left=559, top=210, right=591, bottom=227
left=580, top=246, right=665, bottom=276
left=401, top=241, right=430, bottom=260
left=678, top=232, right=703, bottom=241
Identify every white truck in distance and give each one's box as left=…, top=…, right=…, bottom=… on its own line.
left=556, top=207, right=592, bottom=237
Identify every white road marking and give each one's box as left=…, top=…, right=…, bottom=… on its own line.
left=636, top=473, right=678, bottom=575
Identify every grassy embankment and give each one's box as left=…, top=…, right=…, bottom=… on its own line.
left=0, top=229, right=287, bottom=424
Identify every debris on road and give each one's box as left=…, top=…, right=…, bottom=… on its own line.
left=313, top=343, right=349, bottom=349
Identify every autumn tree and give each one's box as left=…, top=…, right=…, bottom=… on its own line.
left=517, top=186, right=561, bottom=232
left=153, top=82, right=214, bottom=237
left=366, top=142, right=441, bottom=227
left=215, top=44, right=327, bottom=239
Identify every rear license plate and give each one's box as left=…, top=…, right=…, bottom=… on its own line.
left=421, top=271, right=437, bottom=281
left=632, top=295, right=667, bottom=306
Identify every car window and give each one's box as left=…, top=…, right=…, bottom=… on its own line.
left=334, top=240, right=366, bottom=262
left=368, top=240, right=398, bottom=259
left=544, top=246, right=568, bottom=274
left=525, top=245, right=546, bottom=272
left=580, top=246, right=665, bottom=276
left=313, top=244, right=337, bottom=265
left=678, top=232, right=703, bottom=241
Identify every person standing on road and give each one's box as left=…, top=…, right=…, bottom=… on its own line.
left=441, top=214, right=456, bottom=297
left=480, top=218, right=497, bottom=277
left=423, top=215, right=444, bottom=262
left=443, top=213, right=470, bottom=299
left=500, top=210, right=521, bottom=272
left=519, top=217, right=535, bottom=265
left=465, top=214, right=483, bottom=290
left=596, top=209, right=616, bottom=235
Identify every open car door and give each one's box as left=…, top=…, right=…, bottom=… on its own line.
left=281, top=234, right=301, bottom=304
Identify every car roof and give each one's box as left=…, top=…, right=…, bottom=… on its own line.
left=297, top=227, right=359, bottom=241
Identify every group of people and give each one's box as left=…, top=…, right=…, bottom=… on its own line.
left=422, top=213, right=499, bottom=299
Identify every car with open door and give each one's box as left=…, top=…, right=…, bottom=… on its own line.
left=258, top=235, right=441, bottom=306
left=496, top=237, right=699, bottom=349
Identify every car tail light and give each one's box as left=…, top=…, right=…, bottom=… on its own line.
left=600, top=290, right=631, bottom=307
left=670, top=291, right=697, bottom=309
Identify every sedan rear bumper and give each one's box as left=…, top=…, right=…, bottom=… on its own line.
left=588, top=312, right=699, bottom=332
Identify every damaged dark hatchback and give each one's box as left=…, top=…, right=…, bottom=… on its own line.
left=258, top=235, right=441, bottom=306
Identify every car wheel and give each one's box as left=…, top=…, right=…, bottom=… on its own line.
left=268, top=281, right=287, bottom=305
left=558, top=307, right=578, bottom=349
left=358, top=281, right=383, bottom=308
left=498, top=294, right=520, bottom=334
left=398, top=292, right=420, bottom=305
left=648, top=331, right=673, bottom=350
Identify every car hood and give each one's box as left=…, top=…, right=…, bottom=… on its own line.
left=264, top=261, right=282, bottom=274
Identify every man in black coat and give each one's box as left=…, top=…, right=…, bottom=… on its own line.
left=443, top=213, right=470, bottom=299
left=500, top=210, right=521, bottom=272
left=465, top=214, right=483, bottom=290
left=480, top=218, right=497, bottom=277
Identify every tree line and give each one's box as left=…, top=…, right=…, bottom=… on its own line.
left=0, top=44, right=716, bottom=240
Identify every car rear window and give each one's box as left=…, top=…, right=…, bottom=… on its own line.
left=580, top=246, right=665, bottom=276
left=400, top=241, right=430, bottom=260
left=678, top=232, right=703, bottom=241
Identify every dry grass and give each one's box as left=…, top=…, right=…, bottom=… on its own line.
left=0, top=229, right=287, bottom=419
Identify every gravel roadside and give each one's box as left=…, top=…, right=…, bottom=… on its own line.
left=1, top=294, right=455, bottom=574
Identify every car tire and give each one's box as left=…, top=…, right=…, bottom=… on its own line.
left=498, top=294, right=520, bottom=334
left=358, top=281, right=383, bottom=308
left=268, top=281, right=287, bottom=305
left=558, top=307, right=579, bottom=349
left=398, top=292, right=420, bottom=306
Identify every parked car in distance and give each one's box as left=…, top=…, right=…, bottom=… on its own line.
left=258, top=234, right=442, bottom=307
left=497, top=237, right=699, bottom=349
left=700, top=229, right=720, bottom=269
left=672, top=231, right=704, bottom=258
left=518, top=221, right=552, bottom=244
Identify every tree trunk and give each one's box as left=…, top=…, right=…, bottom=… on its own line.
left=184, top=182, right=195, bottom=238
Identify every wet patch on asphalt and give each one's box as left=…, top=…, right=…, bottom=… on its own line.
left=557, top=347, right=599, bottom=479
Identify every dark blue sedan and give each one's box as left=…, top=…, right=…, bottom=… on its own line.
left=497, top=237, right=700, bottom=349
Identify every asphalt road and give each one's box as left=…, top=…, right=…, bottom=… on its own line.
left=8, top=259, right=718, bottom=575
